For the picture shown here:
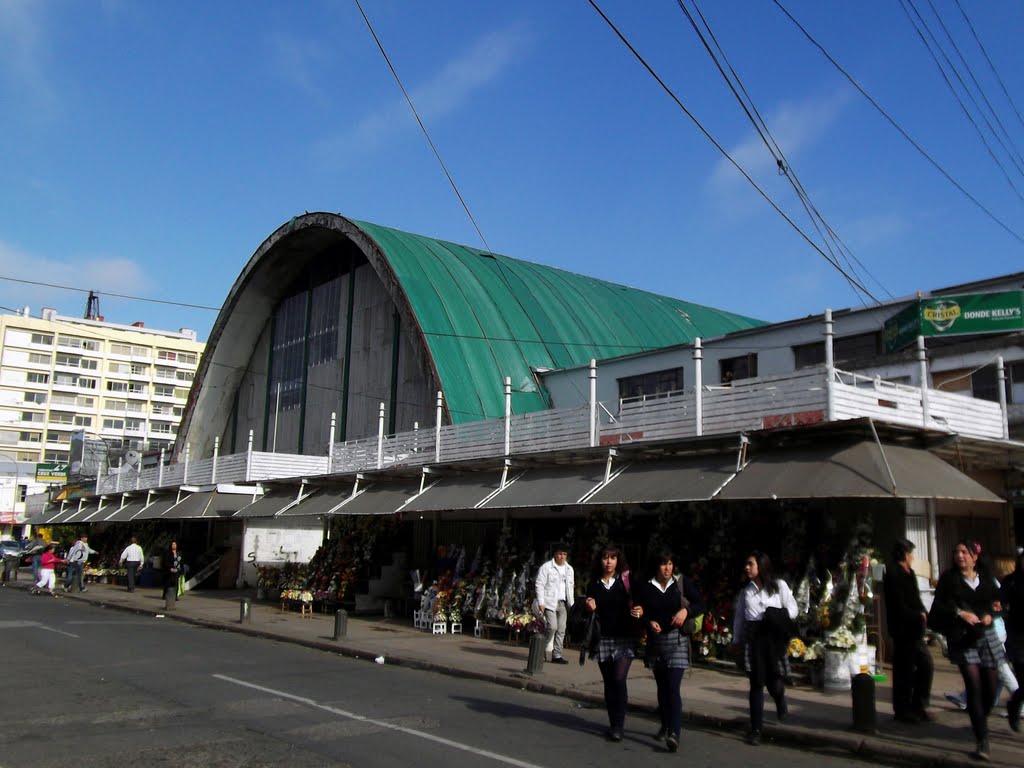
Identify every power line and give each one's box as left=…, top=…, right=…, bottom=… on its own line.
left=585, top=0, right=879, bottom=304
left=0, top=275, right=221, bottom=312
left=771, top=0, right=1024, bottom=246
left=353, top=0, right=493, bottom=255
left=954, top=0, right=1024, bottom=136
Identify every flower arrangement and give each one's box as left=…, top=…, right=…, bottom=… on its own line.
left=824, top=627, right=858, bottom=651
left=787, top=637, right=807, bottom=660
left=280, top=588, right=313, bottom=603
left=803, top=641, right=825, bottom=662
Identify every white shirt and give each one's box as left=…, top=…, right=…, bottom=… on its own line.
left=120, top=543, right=144, bottom=563
left=733, top=579, right=798, bottom=638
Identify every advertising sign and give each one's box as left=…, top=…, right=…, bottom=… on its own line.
left=35, top=462, right=68, bottom=483
left=884, top=290, right=1024, bottom=352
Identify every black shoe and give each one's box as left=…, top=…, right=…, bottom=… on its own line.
left=654, top=727, right=667, bottom=741
left=606, top=728, right=623, bottom=742
left=665, top=732, right=679, bottom=752
left=777, top=697, right=789, bottom=723
left=550, top=657, right=569, bottom=665
left=746, top=730, right=761, bottom=746
left=974, top=738, right=991, bottom=761
left=894, top=712, right=921, bottom=725
left=1010, top=695, right=1022, bottom=733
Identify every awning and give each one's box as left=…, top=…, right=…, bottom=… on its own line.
left=23, top=504, right=61, bottom=526
left=333, top=479, right=422, bottom=515
left=133, top=495, right=182, bottom=520
left=586, top=456, right=737, bottom=505
left=99, top=498, right=148, bottom=522
left=402, top=474, right=500, bottom=513
left=235, top=489, right=297, bottom=518
left=482, top=465, right=606, bottom=508
left=279, top=485, right=356, bottom=517
left=203, top=490, right=259, bottom=518
left=716, top=440, right=1004, bottom=501
left=159, top=492, right=210, bottom=519
left=61, top=502, right=99, bottom=524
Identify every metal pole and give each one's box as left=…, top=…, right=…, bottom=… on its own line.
left=334, top=609, right=348, bottom=639
left=825, top=309, right=835, bottom=422
left=504, top=376, right=512, bottom=456
left=589, top=359, right=597, bottom=447
left=239, top=596, right=252, bottom=623
left=377, top=403, right=385, bottom=469
left=212, top=436, right=220, bottom=484
left=183, top=444, right=190, bottom=484
left=158, top=446, right=165, bottom=486
left=693, top=339, right=703, bottom=437
left=116, top=457, right=123, bottom=492
left=917, top=336, right=930, bottom=426
left=997, top=356, right=1009, bottom=439
left=328, top=412, right=337, bottom=473
left=272, top=382, right=281, bottom=453
left=245, top=429, right=254, bottom=481
left=434, top=391, right=443, bottom=463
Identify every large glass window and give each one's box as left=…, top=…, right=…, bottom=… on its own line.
left=617, top=368, right=684, bottom=401
left=309, top=275, right=341, bottom=366
left=270, top=291, right=308, bottom=411
left=719, top=354, right=758, bottom=383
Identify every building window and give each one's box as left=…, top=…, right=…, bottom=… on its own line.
left=153, top=384, right=174, bottom=398
left=793, top=332, right=881, bottom=369
left=74, top=416, right=92, bottom=427
left=617, top=368, right=685, bottom=401
left=720, top=354, right=758, bottom=383
left=110, top=343, right=132, bottom=356
left=26, top=372, right=49, bottom=384
left=57, top=335, right=100, bottom=352
left=30, top=333, right=53, bottom=346
left=20, top=411, right=44, bottom=423
left=19, top=431, right=41, bottom=443
left=270, top=291, right=307, bottom=411
left=23, top=392, right=46, bottom=404
left=175, top=370, right=193, bottom=382
left=106, top=381, right=128, bottom=393
left=44, top=451, right=68, bottom=462
left=28, top=352, right=52, bottom=365
left=130, top=363, right=149, bottom=376
left=17, top=484, right=27, bottom=503
left=103, top=418, right=125, bottom=431
left=309, top=275, right=341, bottom=366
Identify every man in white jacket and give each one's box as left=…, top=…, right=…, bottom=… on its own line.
left=535, top=543, right=574, bottom=664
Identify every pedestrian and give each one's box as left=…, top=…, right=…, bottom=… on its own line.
left=637, top=549, right=704, bottom=753
left=31, top=545, right=64, bottom=596
left=883, top=538, right=934, bottom=724
left=164, top=541, right=184, bottom=606
left=583, top=544, right=642, bottom=743
left=119, top=536, right=144, bottom=592
left=63, top=534, right=98, bottom=593
left=732, top=551, right=798, bottom=746
left=29, top=531, right=45, bottom=582
left=929, top=540, right=1004, bottom=761
left=1000, top=546, right=1024, bottom=732
left=534, top=542, right=574, bottom=664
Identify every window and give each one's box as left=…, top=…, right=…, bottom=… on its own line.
left=110, top=343, right=132, bottom=356
left=17, top=485, right=27, bottom=503
left=617, top=368, right=685, bottom=401
left=26, top=372, right=49, bottom=384
left=102, top=418, right=125, bottom=431
left=157, top=350, right=177, bottom=362
left=108, top=362, right=130, bottom=375
left=173, top=387, right=189, bottom=400
left=309, top=275, right=341, bottom=366
left=44, top=451, right=68, bottom=462
left=151, top=422, right=174, bottom=434
left=76, top=377, right=97, bottom=390
left=132, top=345, right=151, bottom=358
left=130, top=363, right=149, bottom=376
left=19, top=431, right=41, bottom=443
left=973, top=364, right=1016, bottom=403
left=57, top=335, right=100, bottom=352
left=50, top=412, right=74, bottom=425
left=155, top=366, right=175, bottom=380
left=105, top=399, right=127, bottom=412
left=127, top=383, right=147, bottom=395
left=30, top=333, right=53, bottom=346
left=125, top=418, right=144, bottom=433
left=46, top=430, right=70, bottom=444
left=270, top=291, right=308, bottom=411
left=106, top=381, right=128, bottom=393
left=175, top=370, right=194, bottom=382
left=74, top=416, right=92, bottom=427
left=23, top=392, right=46, bottom=404
left=793, top=332, right=881, bottom=369
left=20, top=411, right=44, bottom=423
left=720, top=354, right=758, bottom=383
left=28, top=352, right=51, bottom=365
left=154, top=384, right=174, bottom=398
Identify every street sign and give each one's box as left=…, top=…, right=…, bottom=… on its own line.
left=884, top=290, right=1024, bottom=352
left=35, top=462, right=68, bottom=483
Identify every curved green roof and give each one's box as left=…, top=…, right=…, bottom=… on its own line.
left=352, top=219, right=765, bottom=422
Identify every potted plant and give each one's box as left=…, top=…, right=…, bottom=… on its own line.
left=822, top=627, right=858, bottom=692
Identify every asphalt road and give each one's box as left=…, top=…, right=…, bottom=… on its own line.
left=1, top=588, right=878, bottom=768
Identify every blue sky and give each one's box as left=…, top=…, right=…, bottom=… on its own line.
left=2, top=0, right=1023, bottom=341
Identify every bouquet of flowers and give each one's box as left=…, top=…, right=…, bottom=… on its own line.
left=824, top=627, right=858, bottom=651
left=787, top=637, right=807, bottom=660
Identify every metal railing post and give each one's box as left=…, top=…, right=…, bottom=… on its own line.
left=824, top=309, right=835, bottom=422
left=245, top=429, right=254, bottom=481
left=377, top=403, right=385, bottom=470
left=183, top=443, right=190, bottom=484
left=212, top=436, right=220, bottom=484
left=434, top=391, right=443, bottom=463
left=997, top=355, right=1009, bottom=439
left=589, top=359, right=597, bottom=447
left=917, top=336, right=931, bottom=425
left=504, top=376, right=512, bottom=456
left=328, top=412, right=337, bottom=473
left=115, top=457, right=123, bottom=492
left=158, top=447, right=165, bottom=487
left=693, top=339, right=703, bottom=437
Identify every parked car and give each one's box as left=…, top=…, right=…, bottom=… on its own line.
left=0, top=539, right=25, bottom=560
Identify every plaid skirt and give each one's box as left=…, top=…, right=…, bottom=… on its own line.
left=949, top=625, right=1007, bottom=668
left=645, top=629, right=691, bottom=670
left=593, top=636, right=636, bottom=663
left=741, top=622, right=790, bottom=681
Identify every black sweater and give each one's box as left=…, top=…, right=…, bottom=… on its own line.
left=1002, top=568, right=1024, bottom=638
left=638, top=576, right=705, bottom=634
left=883, top=561, right=926, bottom=640
left=586, top=575, right=640, bottom=638
left=931, top=567, right=1001, bottom=647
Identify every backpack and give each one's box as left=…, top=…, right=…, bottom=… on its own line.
left=675, top=576, right=704, bottom=635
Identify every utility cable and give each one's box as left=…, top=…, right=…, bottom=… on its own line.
left=0, top=275, right=221, bottom=312
left=954, top=0, right=1024, bottom=135
left=353, top=0, right=493, bottom=255
left=586, top=0, right=879, bottom=304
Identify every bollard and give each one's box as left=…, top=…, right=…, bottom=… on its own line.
left=164, top=585, right=176, bottom=611
left=851, top=673, right=877, bottom=734
left=239, top=597, right=252, bottom=624
left=525, top=633, right=546, bottom=675
left=333, top=609, right=348, bottom=640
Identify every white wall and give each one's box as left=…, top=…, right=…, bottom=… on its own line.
left=237, top=517, right=324, bottom=587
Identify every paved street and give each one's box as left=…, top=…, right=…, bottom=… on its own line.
left=3, top=587, right=883, bottom=768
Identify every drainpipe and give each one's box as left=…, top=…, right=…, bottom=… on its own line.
left=376, top=403, right=385, bottom=470
left=693, top=339, right=703, bottom=436
left=504, top=376, right=512, bottom=456
left=824, top=309, right=835, bottom=422
left=997, top=356, right=1009, bottom=439
left=589, top=359, right=597, bottom=447
left=434, top=391, right=443, bottom=463
left=917, top=336, right=931, bottom=426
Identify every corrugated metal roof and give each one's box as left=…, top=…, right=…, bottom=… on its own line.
left=353, top=220, right=765, bottom=422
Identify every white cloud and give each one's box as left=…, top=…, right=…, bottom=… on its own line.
left=0, top=0, right=57, bottom=114
left=316, top=22, right=529, bottom=161
left=708, top=90, right=851, bottom=194
left=269, top=32, right=331, bottom=105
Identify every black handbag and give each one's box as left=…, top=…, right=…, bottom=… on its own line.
left=580, top=612, right=600, bottom=666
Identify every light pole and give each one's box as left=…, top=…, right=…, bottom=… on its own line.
left=0, top=451, right=23, bottom=533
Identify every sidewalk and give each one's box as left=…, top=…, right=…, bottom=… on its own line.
left=10, top=579, right=1020, bottom=766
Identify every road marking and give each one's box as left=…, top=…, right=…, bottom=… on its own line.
left=0, top=619, right=79, bottom=638
left=213, top=674, right=551, bottom=768
left=37, top=625, right=80, bottom=638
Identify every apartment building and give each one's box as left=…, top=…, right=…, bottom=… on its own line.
left=0, top=308, right=204, bottom=469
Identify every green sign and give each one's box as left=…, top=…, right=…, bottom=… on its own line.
left=884, top=290, right=1024, bottom=352
left=35, top=462, right=68, bottom=483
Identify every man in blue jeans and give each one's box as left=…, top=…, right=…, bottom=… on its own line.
left=64, top=534, right=98, bottom=593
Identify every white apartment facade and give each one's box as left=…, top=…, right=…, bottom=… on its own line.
left=0, top=309, right=204, bottom=475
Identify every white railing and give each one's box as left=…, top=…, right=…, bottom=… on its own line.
left=91, top=363, right=1009, bottom=497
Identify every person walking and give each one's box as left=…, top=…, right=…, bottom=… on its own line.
left=164, top=541, right=183, bottom=607
left=732, top=551, right=798, bottom=746
left=583, top=544, right=642, bottom=742
left=119, top=536, right=144, bottom=592
left=1000, top=546, right=1024, bottom=732
left=31, top=545, right=64, bottom=596
left=535, top=542, right=574, bottom=664
left=63, top=534, right=97, bottom=593
left=29, top=532, right=45, bottom=583
left=929, top=540, right=1005, bottom=761
left=883, top=538, right=934, bottom=724
left=638, top=549, right=704, bottom=753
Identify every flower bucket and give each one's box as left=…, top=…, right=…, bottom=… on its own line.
left=823, top=649, right=852, bottom=692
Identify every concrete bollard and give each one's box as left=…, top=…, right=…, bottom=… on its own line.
left=164, top=586, right=176, bottom=611
left=239, top=597, right=252, bottom=623
left=851, top=673, right=877, bottom=734
left=525, top=633, right=546, bottom=675
left=334, top=609, right=348, bottom=640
